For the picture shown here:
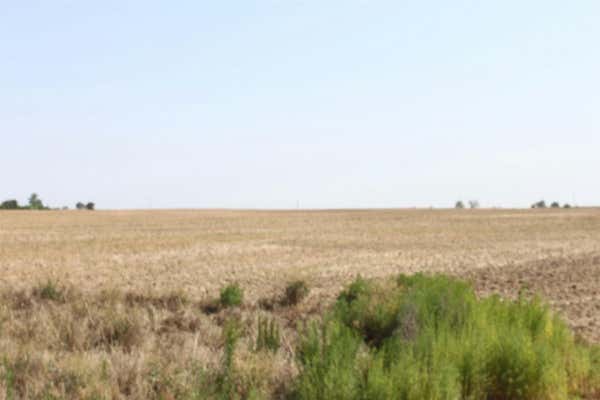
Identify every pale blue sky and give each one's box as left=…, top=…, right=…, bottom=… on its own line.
left=2, top=1, right=599, bottom=209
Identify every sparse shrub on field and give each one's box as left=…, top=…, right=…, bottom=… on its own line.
left=532, top=200, right=547, bottom=208
left=255, top=317, right=280, bottom=353
left=551, top=201, right=561, bottom=208
left=220, top=284, right=244, bottom=308
left=564, top=203, right=572, bottom=209
left=282, top=280, right=310, bottom=306
left=455, top=200, right=465, bottom=209
left=33, top=279, right=65, bottom=302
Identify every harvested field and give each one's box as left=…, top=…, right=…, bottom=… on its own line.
left=1, top=208, right=599, bottom=340
left=0, top=208, right=599, bottom=398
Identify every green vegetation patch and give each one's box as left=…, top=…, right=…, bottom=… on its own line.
left=220, top=283, right=244, bottom=308
left=293, top=274, right=600, bottom=400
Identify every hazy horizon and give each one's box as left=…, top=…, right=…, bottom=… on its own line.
left=2, top=1, right=599, bottom=209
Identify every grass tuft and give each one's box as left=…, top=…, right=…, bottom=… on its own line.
left=255, top=317, right=280, bottom=353
left=33, top=279, right=65, bottom=302
left=220, top=284, right=244, bottom=308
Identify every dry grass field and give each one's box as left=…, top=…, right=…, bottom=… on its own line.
left=0, top=208, right=599, bottom=398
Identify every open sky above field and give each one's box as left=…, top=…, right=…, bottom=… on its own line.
left=2, top=1, right=599, bottom=209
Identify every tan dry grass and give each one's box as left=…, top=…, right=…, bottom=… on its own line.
left=0, top=208, right=598, bottom=398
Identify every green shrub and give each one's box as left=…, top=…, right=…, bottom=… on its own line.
left=283, top=280, right=310, bottom=306
left=293, top=321, right=363, bottom=400
left=219, top=319, right=241, bottom=399
left=220, top=284, right=244, bottom=308
left=337, top=275, right=371, bottom=304
left=293, top=274, right=600, bottom=400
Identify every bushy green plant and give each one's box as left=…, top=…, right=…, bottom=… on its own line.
left=337, top=275, right=371, bottom=304
left=293, top=274, right=600, bottom=400
left=220, top=284, right=244, bottom=308
left=219, top=320, right=241, bottom=399
left=293, top=321, right=363, bottom=400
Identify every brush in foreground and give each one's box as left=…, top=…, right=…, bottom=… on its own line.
left=293, top=274, right=599, bottom=400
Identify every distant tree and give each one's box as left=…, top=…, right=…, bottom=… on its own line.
left=532, top=200, right=547, bottom=209
left=28, top=193, right=45, bottom=210
left=455, top=200, right=465, bottom=209
left=550, top=201, right=560, bottom=208
left=0, top=199, right=20, bottom=210
left=468, top=200, right=480, bottom=209
left=85, top=202, right=95, bottom=210
left=563, top=203, right=572, bottom=209
left=76, top=202, right=86, bottom=210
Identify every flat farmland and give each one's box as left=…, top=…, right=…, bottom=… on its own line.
left=1, top=208, right=599, bottom=341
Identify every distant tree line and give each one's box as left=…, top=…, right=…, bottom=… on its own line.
left=454, top=200, right=480, bottom=209
left=0, top=193, right=95, bottom=210
left=76, top=202, right=95, bottom=210
left=453, top=199, right=573, bottom=209
left=531, top=200, right=571, bottom=209
left=0, top=193, right=49, bottom=210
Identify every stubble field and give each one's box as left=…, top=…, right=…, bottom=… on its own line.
left=0, top=208, right=599, bottom=398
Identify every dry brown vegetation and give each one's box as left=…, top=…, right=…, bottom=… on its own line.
left=0, top=208, right=599, bottom=398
